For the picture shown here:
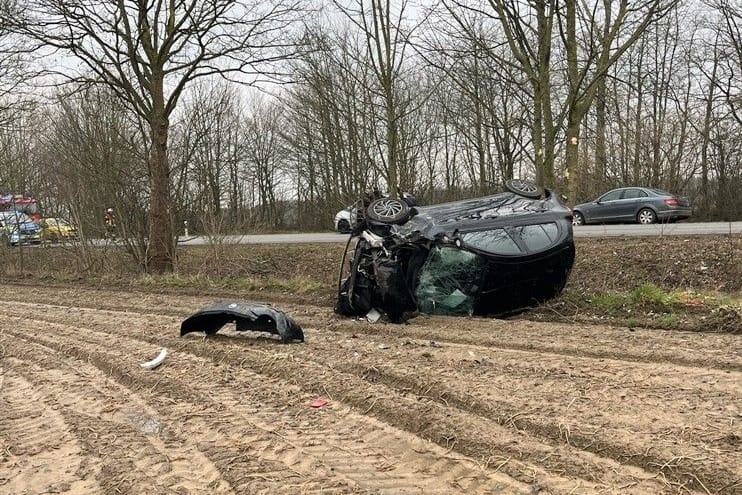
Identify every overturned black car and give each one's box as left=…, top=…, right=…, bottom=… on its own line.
left=335, top=180, right=575, bottom=321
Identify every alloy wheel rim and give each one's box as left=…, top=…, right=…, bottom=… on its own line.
left=512, top=180, right=538, bottom=193
left=639, top=211, right=653, bottom=224
left=372, top=199, right=403, bottom=218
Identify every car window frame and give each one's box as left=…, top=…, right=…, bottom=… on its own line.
left=598, top=189, right=623, bottom=202
left=621, top=188, right=648, bottom=200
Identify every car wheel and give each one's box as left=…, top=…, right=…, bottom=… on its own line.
left=572, top=211, right=585, bottom=226
left=637, top=208, right=656, bottom=224
left=505, top=179, right=544, bottom=199
left=337, top=219, right=351, bottom=233
left=366, top=198, right=410, bottom=224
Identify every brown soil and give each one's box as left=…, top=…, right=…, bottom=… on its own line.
left=1, top=285, right=740, bottom=494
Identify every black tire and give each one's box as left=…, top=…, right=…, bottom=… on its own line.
left=505, top=179, right=544, bottom=199
left=637, top=208, right=656, bottom=225
left=366, top=198, right=410, bottom=224
left=572, top=211, right=585, bottom=226
left=336, top=219, right=351, bottom=233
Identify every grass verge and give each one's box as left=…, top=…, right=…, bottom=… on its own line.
left=1, top=235, right=740, bottom=332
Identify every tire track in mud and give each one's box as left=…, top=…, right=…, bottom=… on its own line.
left=0, top=370, right=100, bottom=494
left=5, top=294, right=741, bottom=493
left=5, top=302, right=740, bottom=495
left=2, top=339, right=374, bottom=495
left=2, top=356, right=238, bottom=494
left=334, top=362, right=740, bottom=495
left=9, top=287, right=740, bottom=371
left=180, top=336, right=738, bottom=495
left=323, top=319, right=742, bottom=372
left=3, top=314, right=698, bottom=495
left=2, top=320, right=530, bottom=495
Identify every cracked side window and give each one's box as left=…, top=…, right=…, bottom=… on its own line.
left=415, top=246, right=485, bottom=316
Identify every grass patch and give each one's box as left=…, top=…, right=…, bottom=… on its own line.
left=130, top=274, right=324, bottom=294
left=589, top=284, right=719, bottom=313
left=629, top=284, right=670, bottom=306
left=563, top=285, right=741, bottom=332
left=3, top=235, right=740, bottom=333
left=129, top=274, right=324, bottom=294
left=591, top=293, right=626, bottom=313
left=656, top=314, right=681, bottom=327
left=624, top=317, right=640, bottom=329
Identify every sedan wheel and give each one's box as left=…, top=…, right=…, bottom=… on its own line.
left=572, top=211, right=585, bottom=226
left=637, top=208, right=656, bottom=224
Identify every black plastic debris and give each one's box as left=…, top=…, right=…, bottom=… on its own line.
left=180, top=302, right=304, bottom=343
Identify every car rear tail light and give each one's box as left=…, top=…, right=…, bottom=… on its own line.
left=664, top=198, right=679, bottom=207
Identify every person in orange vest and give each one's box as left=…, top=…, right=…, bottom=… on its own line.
left=104, top=208, right=116, bottom=239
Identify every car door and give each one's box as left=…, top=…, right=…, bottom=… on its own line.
left=617, top=188, right=648, bottom=220
left=590, top=189, right=624, bottom=222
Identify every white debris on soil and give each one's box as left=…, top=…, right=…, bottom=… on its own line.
left=140, top=348, right=168, bottom=370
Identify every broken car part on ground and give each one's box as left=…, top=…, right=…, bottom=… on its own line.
left=181, top=302, right=304, bottom=343
left=335, top=180, right=575, bottom=321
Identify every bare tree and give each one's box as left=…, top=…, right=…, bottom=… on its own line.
left=175, top=81, right=245, bottom=230
left=441, top=1, right=677, bottom=201
left=332, top=0, right=417, bottom=198
left=40, top=87, right=150, bottom=265
left=284, top=29, right=381, bottom=226
left=3, top=0, right=304, bottom=272
left=0, top=0, right=33, bottom=123
left=442, top=0, right=559, bottom=186
left=708, top=0, right=741, bottom=125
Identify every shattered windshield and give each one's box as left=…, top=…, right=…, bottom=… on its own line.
left=415, top=246, right=485, bottom=316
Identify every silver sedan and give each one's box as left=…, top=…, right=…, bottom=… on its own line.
left=572, top=187, right=691, bottom=226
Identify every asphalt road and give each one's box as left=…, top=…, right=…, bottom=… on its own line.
left=177, top=221, right=742, bottom=245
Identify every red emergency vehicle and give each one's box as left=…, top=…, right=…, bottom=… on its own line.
left=0, top=195, right=41, bottom=221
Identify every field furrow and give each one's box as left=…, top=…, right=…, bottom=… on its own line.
left=1, top=287, right=739, bottom=494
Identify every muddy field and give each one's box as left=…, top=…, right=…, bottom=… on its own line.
left=1, top=285, right=739, bottom=494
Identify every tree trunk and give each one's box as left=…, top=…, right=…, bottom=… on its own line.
left=148, top=73, right=174, bottom=273
left=565, top=116, right=580, bottom=203
left=594, top=76, right=608, bottom=194
left=700, top=38, right=719, bottom=215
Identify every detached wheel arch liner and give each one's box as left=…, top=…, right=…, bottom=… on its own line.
left=180, top=302, right=304, bottom=343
